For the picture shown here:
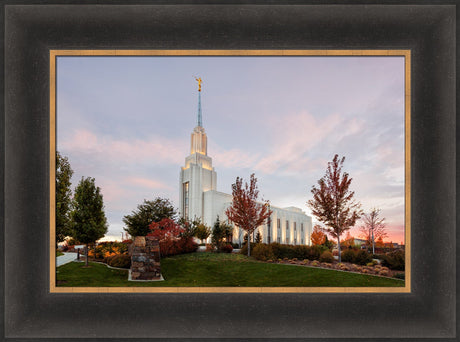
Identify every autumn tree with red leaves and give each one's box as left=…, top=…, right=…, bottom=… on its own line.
left=311, top=224, right=326, bottom=245
left=225, top=173, right=272, bottom=257
left=307, top=154, right=362, bottom=262
left=148, top=218, right=183, bottom=241
left=147, top=218, right=198, bottom=257
left=359, top=208, right=387, bottom=254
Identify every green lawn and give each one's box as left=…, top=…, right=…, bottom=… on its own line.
left=56, top=252, right=405, bottom=287
left=56, top=250, right=64, bottom=257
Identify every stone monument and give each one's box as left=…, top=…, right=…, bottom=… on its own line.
left=129, top=236, right=162, bottom=281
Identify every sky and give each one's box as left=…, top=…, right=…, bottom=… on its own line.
left=57, top=56, right=406, bottom=244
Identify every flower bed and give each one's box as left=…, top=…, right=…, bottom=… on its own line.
left=271, top=258, right=403, bottom=279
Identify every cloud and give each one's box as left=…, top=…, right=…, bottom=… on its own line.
left=125, top=177, right=173, bottom=190
left=60, top=128, right=186, bottom=167
left=211, top=146, right=258, bottom=170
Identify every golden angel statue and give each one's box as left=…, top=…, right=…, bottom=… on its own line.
left=194, top=76, right=202, bottom=92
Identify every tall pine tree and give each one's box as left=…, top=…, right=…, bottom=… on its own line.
left=71, top=177, right=108, bottom=266
left=56, top=151, right=74, bottom=244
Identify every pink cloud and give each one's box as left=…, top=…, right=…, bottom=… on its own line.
left=60, top=129, right=185, bottom=166
left=211, top=146, right=257, bottom=169
left=126, top=177, right=173, bottom=190
left=253, top=111, right=351, bottom=174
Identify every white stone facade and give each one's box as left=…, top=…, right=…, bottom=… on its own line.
left=179, top=94, right=312, bottom=246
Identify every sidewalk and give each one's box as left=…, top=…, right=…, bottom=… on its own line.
left=56, top=252, right=77, bottom=267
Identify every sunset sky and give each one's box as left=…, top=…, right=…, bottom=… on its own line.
left=57, top=55, right=406, bottom=244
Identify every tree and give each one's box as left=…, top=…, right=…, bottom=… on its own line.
left=375, top=236, right=385, bottom=248
left=255, top=231, right=262, bottom=244
left=211, top=217, right=233, bottom=252
left=307, top=154, right=362, bottom=262
left=56, top=151, right=74, bottom=244
left=195, top=223, right=211, bottom=243
left=342, top=231, right=355, bottom=248
left=323, top=235, right=334, bottom=250
left=177, top=217, right=199, bottom=239
left=148, top=218, right=198, bottom=257
left=123, top=197, right=177, bottom=237
left=359, top=208, right=387, bottom=254
left=225, top=173, right=272, bottom=256
left=148, top=218, right=183, bottom=241
left=71, top=177, right=108, bottom=266
left=311, top=224, right=326, bottom=245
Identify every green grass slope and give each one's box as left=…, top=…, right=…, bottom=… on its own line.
left=57, top=252, right=404, bottom=287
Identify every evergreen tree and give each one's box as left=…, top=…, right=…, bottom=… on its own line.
left=255, top=231, right=262, bottom=244
left=123, top=197, right=177, bottom=237
left=322, top=235, right=334, bottom=250
left=71, top=177, right=108, bottom=266
left=195, top=223, right=211, bottom=244
left=56, top=151, right=74, bottom=244
left=211, top=217, right=233, bottom=252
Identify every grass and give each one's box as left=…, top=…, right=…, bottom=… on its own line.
left=56, top=252, right=405, bottom=287
left=56, top=250, right=64, bottom=257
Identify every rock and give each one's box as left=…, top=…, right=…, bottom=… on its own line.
left=134, top=236, right=146, bottom=247
left=129, top=236, right=161, bottom=281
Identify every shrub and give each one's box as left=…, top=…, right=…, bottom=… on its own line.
left=220, top=244, right=233, bottom=253
left=341, top=249, right=356, bottom=263
left=319, top=251, right=334, bottom=263
left=270, top=243, right=295, bottom=260
left=354, top=250, right=373, bottom=265
left=310, top=260, right=319, bottom=266
left=107, top=254, right=131, bottom=268
left=159, top=236, right=198, bottom=257
left=394, top=272, right=405, bottom=280
left=308, top=245, right=324, bottom=260
left=292, top=245, right=310, bottom=259
left=381, top=250, right=405, bottom=270
left=205, top=244, right=214, bottom=252
left=239, top=243, right=248, bottom=256
left=252, top=243, right=274, bottom=261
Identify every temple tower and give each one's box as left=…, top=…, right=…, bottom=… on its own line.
left=179, top=78, right=217, bottom=221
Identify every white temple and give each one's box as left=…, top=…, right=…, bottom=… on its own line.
left=179, top=78, right=312, bottom=246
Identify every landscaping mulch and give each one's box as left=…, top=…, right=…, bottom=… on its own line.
left=268, top=258, right=404, bottom=278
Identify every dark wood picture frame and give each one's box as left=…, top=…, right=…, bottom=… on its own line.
left=2, top=2, right=456, bottom=340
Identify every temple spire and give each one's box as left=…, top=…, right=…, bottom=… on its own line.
left=197, top=91, right=202, bottom=127
left=194, top=76, right=203, bottom=127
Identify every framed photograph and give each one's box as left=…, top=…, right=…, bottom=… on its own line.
left=3, top=2, right=456, bottom=340
left=50, top=50, right=410, bottom=294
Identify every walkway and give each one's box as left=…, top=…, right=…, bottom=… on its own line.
left=56, top=252, right=78, bottom=267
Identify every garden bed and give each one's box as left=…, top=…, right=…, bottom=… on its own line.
left=267, top=258, right=404, bottom=279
